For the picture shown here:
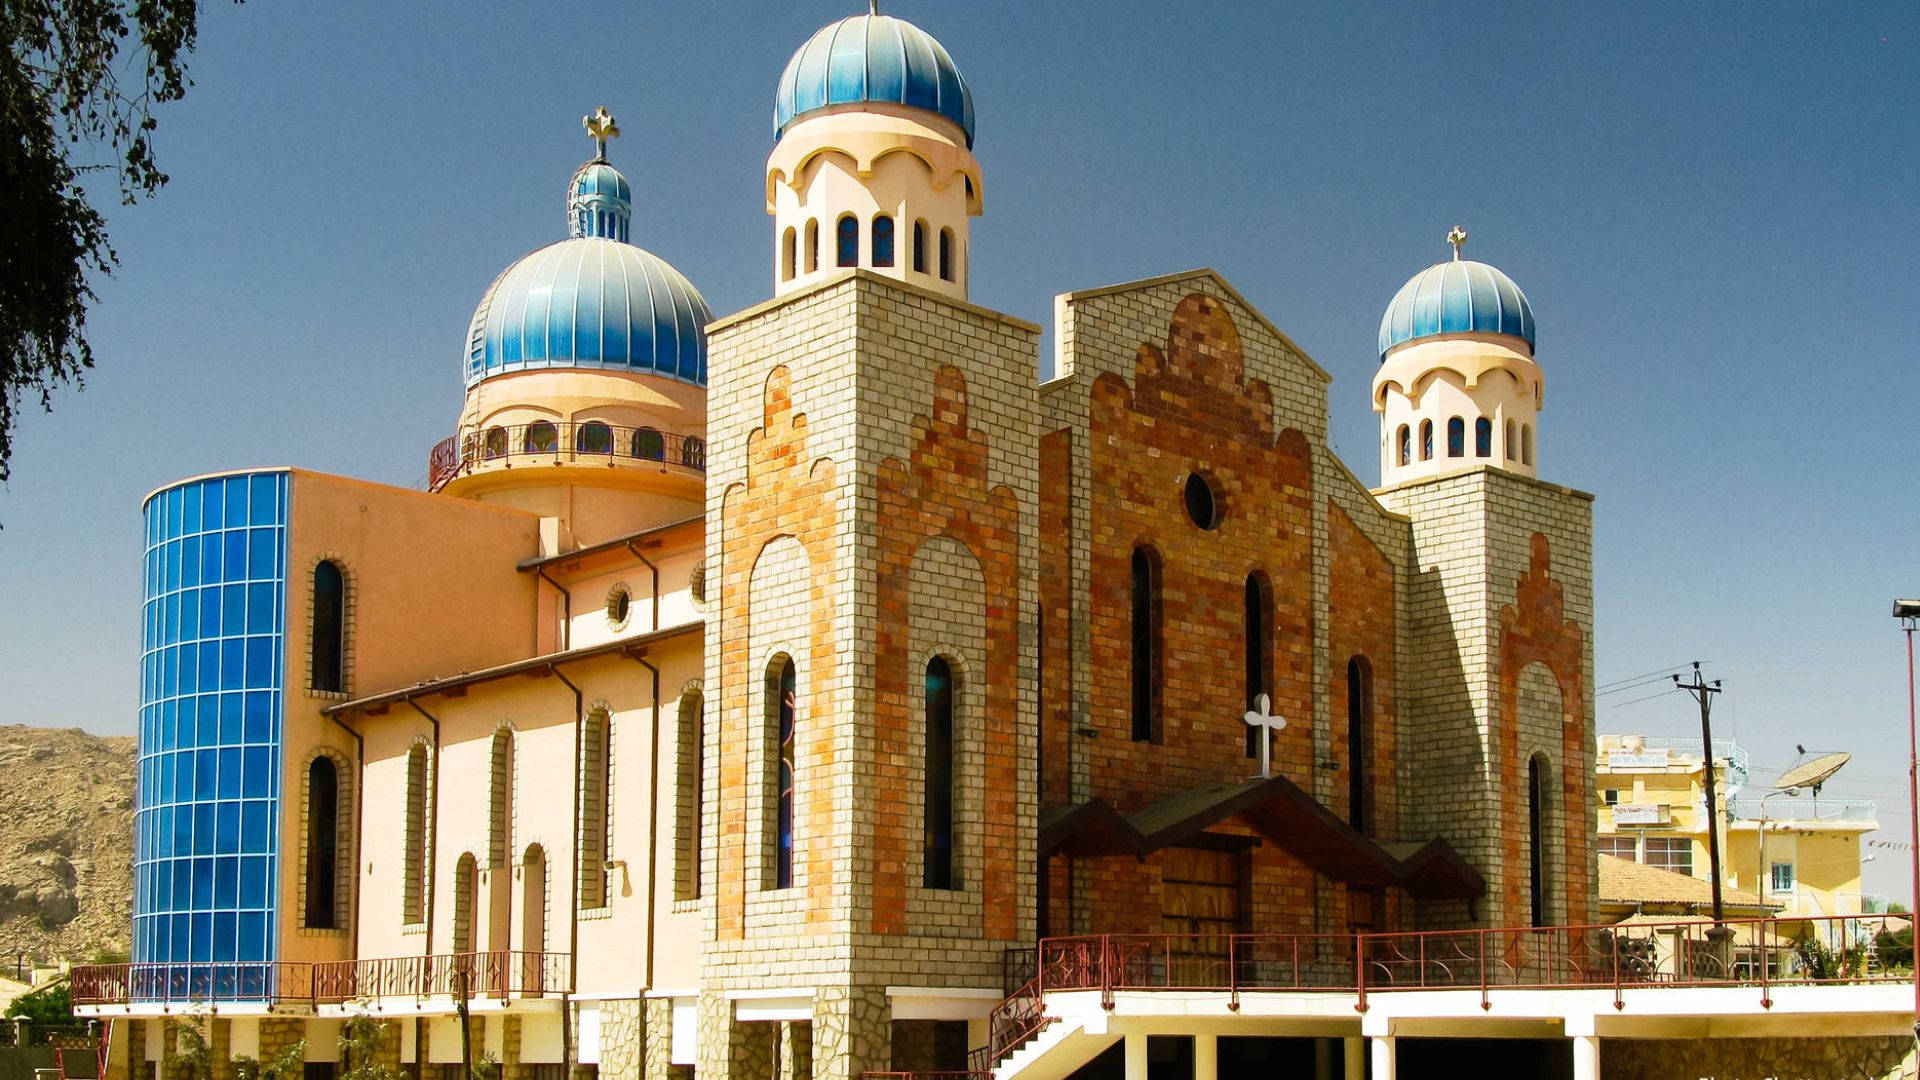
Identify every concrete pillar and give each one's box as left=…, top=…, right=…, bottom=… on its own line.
left=640, top=999, right=674, bottom=1080
left=1572, top=1035, right=1601, bottom=1080
left=1123, top=1033, right=1147, bottom=1080
left=809, top=986, right=887, bottom=1080
left=694, top=993, right=772, bottom=1080
left=1368, top=1036, right=1395, bottom=1080
left=1313, top=1038, right=1333, bottom=1080
left=1343, top=1037, right=1365, bottom=1080
left=1193, top=1034, right=1217, bottom=1080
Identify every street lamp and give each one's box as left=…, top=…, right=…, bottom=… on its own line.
left=1892, top=599, right=1920, bottom=1032
left=1756, top=787, right=1801, bottom=907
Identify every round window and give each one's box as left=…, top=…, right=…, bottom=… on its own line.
left=606, top=584, right=631, bottom=627
left=1184, top=472, right=1221, bottom=530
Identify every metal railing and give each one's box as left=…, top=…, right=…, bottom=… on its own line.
left=1726, top=797, right=1878, bottom=823
left=428, top=421, right=706, bottom=491
left=68, top=962, right=316, bottom=1007
left=69, top=951, right=571, bottom=1007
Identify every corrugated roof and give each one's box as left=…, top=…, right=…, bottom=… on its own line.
left=1597, top=854, right=1771, bottom=909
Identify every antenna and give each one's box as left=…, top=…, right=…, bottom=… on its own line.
left=1775, top=751, right=1850, bottom=796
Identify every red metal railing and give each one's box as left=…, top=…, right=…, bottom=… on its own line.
left=71, top=951, right=570, bottom=1007
left=427, top=421, right=706, bottom=491
left=69, top=962, right=317, bottom=1007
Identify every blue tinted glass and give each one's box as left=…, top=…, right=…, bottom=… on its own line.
left=239, top=857, right=268, bottom=908
left=170, top=866, right=190, bottom=910
left=200, top=536, right=222, bottom=583
left=224, top=533, right=247, bottom=585
left=212, top=912, right=236, bottom=963
left=237, top=911, right=265, bottom=962
left=181, top=485, right=201, bottom=534
left=248, top=530, right=275, bottom=582
left=166, top=487, right=183, bottom=538
left=191, top=858, right=214, bottom=908
left=180, top=537, right=200, bottom=588
left=243, top=693, right=272, bottom=743
left=214, top=857, right=238, bottom=908
left=201, top=480, right=224, bottom=531
left=162, top=593, right=180, bottom=642
left=242, top=802, right=271, bottom=854
left=221, top=639, right=244, bottom=690
left=242, top=748, right=270, bottom=797
left=217, top=750, right=242, bottom=800
left=193, top=806, right=215, bottom=855
left=194, top=755, right=217, bottom=800
left=190, top=913, right=212, bottom=962
left=245, top=637, right=273, bottom=689
left=199, top=642, right=221, bottom=693
left=162, top=647, right=178, bottom=698
left=198, top=589, right=220, bottom=638
left=220, top=694, right=242, bottom=742
left=196, top=699, right=218, bottom=744
left=224, top=478, right=248, bottom=526
left=164, top=540, right=181, bottom=591
left=249, top=475, right=277, bottom=524
left=178, top=587, right=199, bottom=639
left=246, top=583, right=275, bottom=634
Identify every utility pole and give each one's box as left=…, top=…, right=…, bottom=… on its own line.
left=1673, top=662, right=1727, bottom=924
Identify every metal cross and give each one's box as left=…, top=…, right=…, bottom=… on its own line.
left=1447, top=225, right=1468, bottom=260
left=583, top=106, right=621, bottom=161
left=1244, top=693, right=1288, bottom=780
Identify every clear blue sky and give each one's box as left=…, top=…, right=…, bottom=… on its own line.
left=2, top=2, right=1915, bottom=894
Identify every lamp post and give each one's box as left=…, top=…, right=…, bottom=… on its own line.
left=1892, top=599, right=1920, bottom=1033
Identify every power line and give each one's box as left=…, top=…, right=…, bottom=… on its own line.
left=1607, top=686, right=1684, bottom=709
left=1598, top=661, right=1698, bottom=691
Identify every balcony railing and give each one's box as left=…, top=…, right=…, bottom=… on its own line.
left=1727, top=798, right=1879, bottom=823
left=70, top=951, right=570, bottom=1008
left=428, top=421, right=706, bottom=491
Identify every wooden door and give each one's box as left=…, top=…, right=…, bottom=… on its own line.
left=1161, top=848, right=1241, bottom=987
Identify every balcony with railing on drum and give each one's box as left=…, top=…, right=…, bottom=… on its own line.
left=311, top=950, right=570, bottom=1003
left=428, top=420, right=706, bottom=492
left=69, top=962, right=318, bottom=1009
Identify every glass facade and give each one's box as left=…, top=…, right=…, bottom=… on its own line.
left=133, top=471, right=287, bottom=992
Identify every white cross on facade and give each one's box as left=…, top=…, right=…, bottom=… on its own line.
left=1244, top=692, right=1287, bottom=779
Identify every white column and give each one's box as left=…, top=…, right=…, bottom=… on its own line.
left=1368, top=1036, right=1396, bottom=1080
left=1572, top=1035, right=1601, bottom=1080
left=1193, top=1034, right=1217, bottom=1080
left=1343, top=1037, right=1365, bottom=1080
left=1124, top=1033, right=1147, bottom=1080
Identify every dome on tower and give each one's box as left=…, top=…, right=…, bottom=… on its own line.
left=1378, top=257, right=1536, bottom=361
left=774, top=13, right=974, bottom=147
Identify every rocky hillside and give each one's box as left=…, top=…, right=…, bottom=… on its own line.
left=0, top=726, right=133, bottom=966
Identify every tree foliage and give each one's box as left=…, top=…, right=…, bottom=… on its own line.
left=234, top=1038, right=307, bottom=1080
left=338, top=1014, right=399, bottom=1080
left=0, top=0, right=213, bottom=480
left=2, top=980, right=72, bottom=1024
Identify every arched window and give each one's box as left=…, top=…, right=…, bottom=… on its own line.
left=1521, top=424, right=1534, bottom=466
left=768, top=656, right=797, bottom=889
left=632, top=427, right=665, bottom=461
left=1505, top=419, right=1517, bottom=461
left=781, top=227, right=797, bottom=282
left=451, top=852, right=476, bottom=954
left=924, top=657, right=956, bottom=889
left=304, top=756, right=340, bottom=929
left=524, top=421, right=558, bottom=453
left=1396, top=425, right=1410, bottom=467
left=912, top=220, right=928, bottom=273
left=578, top=710, right=611, bottom=909
left=677, top=691, right=704, bottom=900
left=836, top=215, right=859, bottom=267
left=1244, top=573, right=1272, bottom=759
left=872, top=215, right=895, bottom=268
left=938, top=227, right=954, bottom=282
left=1347, top=657, right=1373, bottom=834
left=483, top=427, right=508, bottom=460
left=402, top=744, right=429, bottom=924
left=681, top=436, right=706, bottom=469
left=489, top=729, right=513, bottom=868
left=1475, top=417, right=1492, bottom=458
left=1130, top=547, right=1161, bottom=743
left=577, top=421, right=613, bottom=455
left=1446, top=417, right=1465, bottom=458
left=311, top=560, right=345, bottom=693
left=1419, top=420, right=1433, bottom=461
left=521, top=844, right=547, bottom=956
left=1529, top=753, right=1550, bottom=927
left=805, top=219, right=820, bottom=273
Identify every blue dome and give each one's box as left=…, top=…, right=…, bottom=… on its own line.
left=774, top=14, right=974, bottom=147
left=1378, top=259, right=1536, bottom=360
left=465, top=160, right=711, bottom=388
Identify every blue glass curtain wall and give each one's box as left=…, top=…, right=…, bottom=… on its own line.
left=133, top=470, right=287, bottom=997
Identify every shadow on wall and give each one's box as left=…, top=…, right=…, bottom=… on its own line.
left=1402, top=562, right=1489, bottom=932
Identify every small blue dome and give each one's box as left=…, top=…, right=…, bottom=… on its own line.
left=1378, top=259, right=1536, bottom=360
left=465, top=160, right=710, bottom=388
left=774, top=14, right=974, bottom=147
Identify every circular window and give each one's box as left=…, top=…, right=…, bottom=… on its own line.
left=606, top=584, right=632, bottom=628
left=1184, top=472, right=1221, bottom=530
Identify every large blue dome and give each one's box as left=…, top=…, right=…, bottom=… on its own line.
left=1378, top=259, right=1536, bottom=360
left=464, top=159, right=710, bottom=388
left=774, top=14, right=974, bottom=147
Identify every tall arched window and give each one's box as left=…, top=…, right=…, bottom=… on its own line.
left=524, top=421, right=558, bottom=453
left=1131, top=547, right=1161, bottom=743
left=938, top=228, right=954, bottom=281
left=1521, top=424, right=1534, bottom=466
left=578, top=710, right=611, bottom=909
left=304, top=756, right=340, bottom=929
left=451, top=853, right=476, bottom=954
left=836, top=215, right=859, bottom=267
left=781, top=227, right=797, bottom=282
left=1505, top=419, right=1517, bottom=461
left=632, top=427, right=665, bottom=461
left=924, top=658, right=956, bottom=889
left=677, top=691, right=704, bottom=900
left=1529, top=753, right=1550, bottom=927
left=805, top=219, right=820, bottom=273
left=912, top=220, right=928, bottom=273
left=1244, top=573, right=1272, bottom=758
left=1475, top=418, right=1493, bottom=458
left=1446, top=417, right=1465, bottom=458
left=521, top=844, right=547, bottom=955
left=1347, top=657, right=1373, bottom=834
left=577, top=421, right=613, bottom=455
left=402, top=744, right=429, bottom=924
left=1419, top=420, right=1433, bottom=461
left=489, top=730, right=513, bottom=868
left=872, top=215, right=895, bottom=267
left=484, top=427, right=508, bottom=460
left=768, top=657, right=797, bottom=889
left=1396, top=425, right=1411, bottom=467
left=311, top=560, right=345, bottom=692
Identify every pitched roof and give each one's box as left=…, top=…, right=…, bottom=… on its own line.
left=1597, top=854, right=1773, bottom=910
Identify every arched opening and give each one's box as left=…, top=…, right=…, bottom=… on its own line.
left=1521, top=424, right=1534, bottom=466
left=677, top=690, right=704, bottom=900
left=488, top=729, right=513, bottom=951
left=1131, top=546, right=1162, bottom=743
left=938, top=227, right=955, bottom=282
left=781, top=227, right=796, bottom=282
left=1505, top=419, right=1517, bottom=461
left=1396, top=425, right=1410, bottom=467
left=912, top=219, right=928, bottom=273
left=1475, top=417, right=1493, bottom=458
left=1347, top=657, right=1373, bottom=834
left=483, top=427, right=508, bottom=460
left=836, top=214, right=859, bottom=268
left=1446, top=416, right=1465, bottom=458
left=311, top=560, right=345, bottom=693
left=578, top=710, right=611, bottom=909
left=681, top=436, right=706, bottom=469
left=402, top=744, right=429, bottom=924
left=871, top=214, right=895, bottom=268
left=577, top=421, right=613, bottom=455
left=924, top=657, right=956, bottom=889
left=1419, top=420, right=1433, bottom=461
left=1529, top=753, right=1550, bottom=927
left=303, top=756, right=340, bottom=929
left=451, top=853, right=477, bottom=955
left=632, top=427, right=665, bottom=461
left=521, top=843, right=547, bottom=958
left=1244, top=573, right=1272, bottom=758
left=804, top=219, right=819, bottom=273
left=768, top=656, right=797, bottom=889
left=524, top=421, right=558, bottom=454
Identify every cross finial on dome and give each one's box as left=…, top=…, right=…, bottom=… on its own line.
left=1447, top=225, right=1468, bottom=261
left=869, top=0, right=879, bottom=13
left=583, top=106, right=620, bottom=162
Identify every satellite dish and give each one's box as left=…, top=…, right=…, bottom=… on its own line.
left=1776, top=751, right=1850, bottom=794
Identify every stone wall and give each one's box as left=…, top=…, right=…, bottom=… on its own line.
left=1602, top=1035, right=1917, bottom=1080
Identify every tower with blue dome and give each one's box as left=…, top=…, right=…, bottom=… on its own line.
left=1371, top=226, right=1545, bottom=487
left=764, top=9, right=982, bottom=300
